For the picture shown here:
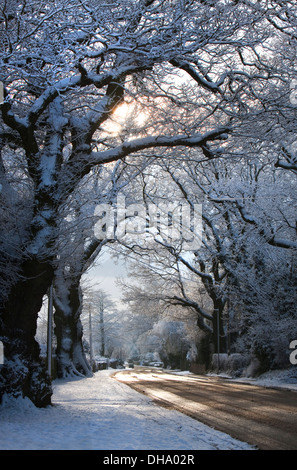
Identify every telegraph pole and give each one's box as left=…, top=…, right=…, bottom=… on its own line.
left=89, top=303, right=94, bottom=371
left=216, top=308, right=220, bottom=373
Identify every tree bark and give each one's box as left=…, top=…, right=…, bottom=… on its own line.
left=53, top=274, right=92, bottom=378
left=0, top=257, right=53, bottom=407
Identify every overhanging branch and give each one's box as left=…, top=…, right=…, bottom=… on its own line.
left=90, top=127, right=230, bottom=166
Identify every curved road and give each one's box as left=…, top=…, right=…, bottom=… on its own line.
left=114, top=366, right=297, bottom=450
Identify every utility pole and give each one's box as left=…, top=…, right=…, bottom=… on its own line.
left=99, top=296, right=105, bottom=357
left=47, top=284, right=53, bottom=377
left=89, top=303, right=94, bottom=371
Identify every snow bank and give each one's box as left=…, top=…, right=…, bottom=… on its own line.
left=0, top=369, right=254, bottom=450
left=233, top=367, right=297, bottom=391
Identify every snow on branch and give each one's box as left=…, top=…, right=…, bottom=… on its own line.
left=236, top=201, right=297, bottom=250
left=170, top=58, right=227, bottom=94
left=25, top=64, right=148, bottom=127
left=168, top=294, right=213, bottom=330
left=91, top=128, right=230, bottom=165
left=275, top=146, right=297, bottom=173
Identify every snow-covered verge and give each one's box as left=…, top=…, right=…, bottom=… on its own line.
left=0, top=369, right=255, bottom=450
left=170, top=366, right=297, bottom=391
left=232, top=367, right=297, bottom=391
left=202, top=366, right=297, bottom=391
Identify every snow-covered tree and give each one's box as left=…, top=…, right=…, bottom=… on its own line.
left=1, top=0, right=296, bottom=404
left=52, top=158, right=144, bottom=377
left=116, top=140, right=297, bottom=372
left=81, top=289, right=115, bottom=357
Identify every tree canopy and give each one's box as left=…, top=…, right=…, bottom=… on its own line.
left=1, top=0, right=297, bottom=405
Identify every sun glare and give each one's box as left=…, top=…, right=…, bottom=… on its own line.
left=114, top=101, right=130, bottom=122
left=101, top=101, right=148, bottom=136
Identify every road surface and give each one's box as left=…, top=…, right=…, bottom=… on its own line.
left=114, top=366, right=297, bottom=450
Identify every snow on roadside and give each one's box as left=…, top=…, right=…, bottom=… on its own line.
left=0, top=369, right=254, bottom=450
left=233, top=368, right=297, bottom=391
left=206, top=367, right=297, bottom=391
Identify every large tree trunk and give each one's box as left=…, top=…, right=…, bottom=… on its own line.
left=0, top=257, right=53, bottom=407
left=53, top=273, right=92, bottom=378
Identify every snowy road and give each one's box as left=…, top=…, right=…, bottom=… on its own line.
left=0, top=369, right=254, bottom=450
left=114, top=367, right=297, bottom=450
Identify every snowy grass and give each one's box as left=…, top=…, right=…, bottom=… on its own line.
left=232, top=367, right=297, bottom=391
left=0, top=369, right=255, bottom=450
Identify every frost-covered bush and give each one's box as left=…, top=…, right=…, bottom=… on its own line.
left=0, top=347, right=51, bottom=407
left=211, top=353, right=250, bottom=377
left=230, top=240, right=297, bottom=376
left=235, top=312, right=297, bottom=376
